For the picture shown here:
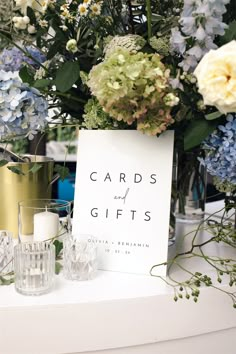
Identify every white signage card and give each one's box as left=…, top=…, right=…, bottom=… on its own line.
left=73, top=130, right=174, bottom=276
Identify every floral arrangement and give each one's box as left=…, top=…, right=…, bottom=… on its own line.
left=0, top=1, right=234, bottom=144
left=0, top=0, right=235, bottom=305
left=0, top=1, right=233, bottom=149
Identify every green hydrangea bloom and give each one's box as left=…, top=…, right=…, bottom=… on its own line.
left=104, top=35, right=146, bottom=58
left=149, top=36, right=170, bottom=56
left=83, top=98, right=122, bottom=130
left=88, top=48, right=178, bottom=135
left=213, top=177, right=236, bottom=194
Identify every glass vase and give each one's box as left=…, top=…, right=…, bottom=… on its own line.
left=225, top=193, right=236, bottom=230
left=174, top=150, right=206, bottom=223
left=18, top=199, right=72, bottom=243
left=169, top=150, right=178, bottom=245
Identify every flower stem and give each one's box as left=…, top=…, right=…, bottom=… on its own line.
left=146, top=0, right=152, bottom=40
left=126, top=0, right=135, bottom=34
left=46, top=90, right=86, bottom=104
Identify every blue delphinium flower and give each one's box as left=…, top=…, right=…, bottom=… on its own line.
left=0, top=47, right=46, bottom=72
left=170, top=0, right=230, bottom=72
left=0, top=71, right=48, bottom=140
left=201, top=114, right=236, bottom=184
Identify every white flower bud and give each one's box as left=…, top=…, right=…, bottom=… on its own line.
left=13, top=16, right=28, bottom=29
left=28, top=25, right=37, bottom=34
left=23, top=16, right=30, bottom=24
left=164, top=93, right=179, bottom=107
left=14, top=22, right=21, bottom=29
left=59, top=25, right=68, bottom=31
left=66, top=39, right=78, bottom=53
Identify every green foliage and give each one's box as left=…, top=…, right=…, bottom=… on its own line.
left=220, top=20, right=236, bottom=44
left=33, top=79, right=51, bottom=89
left=26, top=6, right=37, bottom=24
left=54, top=62, right=80, bottom=93
left=0, top=159, right=8, bottom=167
left=53, top=239, right=63, bottom=258
left=205, top=111, right=223, bottom=120
left=19, top=66, right=34, bottom=86
left=151, top=207, right=236, bottom=308
left=11, top=139, right=29, bottom=155
left=47, top=41, right=63, bottom=60
left=7, top=165, right=25, bottom=175
left=7, top=163, right=43, bottom=175
left=55, top=261, right=63, bottom=275
left=0, top=275, right=14, bottom=285
left=54, top=240, right=64, bottom=274
left=184, top=119, right=219, bottom=151
left=54, top=164, right=70, bottom=181
left=28, top=163, right=42, bottom=174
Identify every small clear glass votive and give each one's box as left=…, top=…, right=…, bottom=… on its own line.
left=0, top=230, right=13, bottom=274
left=18, top=199, right=71, bottom=243
left=63, top=235, right=98, bottom=281
left=14, top=241, right=55, bottom=296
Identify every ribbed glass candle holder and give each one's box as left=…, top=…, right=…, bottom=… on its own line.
left=14, top=241, right=55, bottom=296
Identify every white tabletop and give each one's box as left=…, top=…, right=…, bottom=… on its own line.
left=0, top=201, right=236, bottom=354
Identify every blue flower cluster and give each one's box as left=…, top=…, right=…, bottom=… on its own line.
left=201, top=114, right=236, bottom=184
left=170, top=0, right=229, bottom=72
left=0, top=71, right=48, bottom=141
left=0, top=47, right=46, bottom=72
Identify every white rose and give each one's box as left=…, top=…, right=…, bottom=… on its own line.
left=194, top=40, right=236, bottom=114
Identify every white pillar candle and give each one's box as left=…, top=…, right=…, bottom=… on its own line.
left=34, top=210, right=59, bottom=241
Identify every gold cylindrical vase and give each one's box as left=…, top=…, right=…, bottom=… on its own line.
left=0, top=155, right=55, bottom=238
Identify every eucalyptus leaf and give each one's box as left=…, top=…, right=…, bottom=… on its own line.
left=7, top=166, right=25, bottom=175
left=151, top=13, right=162, bottom=22
left=54, top=164, right=70, bottom=181
left=54, top=62, right=80, bottom=93
left=53, top=239, right=63, bottom=258
left=205, top=111, right=222, bottom=120
left=28, top=163, right=43, bottom=174
left=220, top=20, right=236, bottom=44
left=55, top=261, right=63, bottom=275
left=0, top=276, right=14, bottom=285
left=0, top=159, right=8, bottom=167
